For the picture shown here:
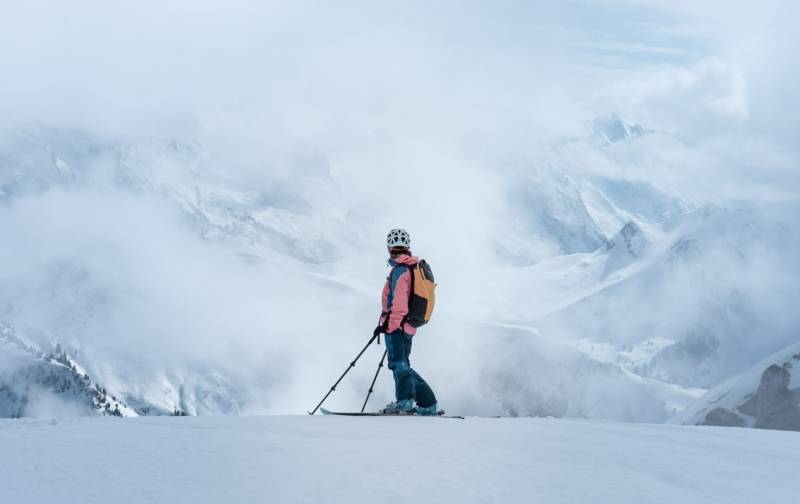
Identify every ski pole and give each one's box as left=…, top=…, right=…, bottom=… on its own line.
left=360, top=350, right=387, bottom=413
left=308, top=333, right=378, bottom=415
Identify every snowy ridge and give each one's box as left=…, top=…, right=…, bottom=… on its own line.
left=0, top=125, right=353, bottom=264
left=534, top=204, right=799, bottom=388
left=0, top=323, right=135, bottom=418
left=672, top=341, right=800, bottom=430
left=587, top=114, right=653, bottom=145
left=500, top=164, right=611, bottom=264
left=603, top=220, right=649, bottom=275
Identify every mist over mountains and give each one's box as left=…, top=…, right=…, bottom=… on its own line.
left=1, top=115, right=797, bottom=427
left=1, top=1, right=798, bottom=430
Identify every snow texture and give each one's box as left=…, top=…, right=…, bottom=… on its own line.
left=1, top=415, right=798, bottom=504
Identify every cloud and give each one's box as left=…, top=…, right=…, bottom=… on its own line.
left=0, top=1, right=798, bottom=418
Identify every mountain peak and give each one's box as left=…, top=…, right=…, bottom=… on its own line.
left=604, top=221, right=649, bottom=275
left=588, top=114, right=651, bottom=145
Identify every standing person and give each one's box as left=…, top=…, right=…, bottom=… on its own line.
left=374, top=228, right=438, bottom=415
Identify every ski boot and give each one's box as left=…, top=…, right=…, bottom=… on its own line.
left=380, top=399, right=414, bottom=414
left=414, top=403, right=439, bottom=416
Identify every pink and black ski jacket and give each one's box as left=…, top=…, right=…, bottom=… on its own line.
left=379, top=253, right=419, bottom=335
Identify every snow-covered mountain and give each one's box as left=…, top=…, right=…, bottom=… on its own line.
left=603, top=220, right=649, bottom=275
left=0, top=124, right=354, bottom=263
left=473, top=202, right=798, bottom=421
left=0, top=125, right=366, bottom=417
left=0, top=323, right=134, bottom=418
left=0, top=117, right=797, bottom=430
left=499, top=164, right=613, bottom=264
left=478, top=324, right=703, bottom=422
left=588, top=114, right=653, bottom=145
left=672, top=342, right=800, bottom=430
left=533, top=204, right=799, bottom=387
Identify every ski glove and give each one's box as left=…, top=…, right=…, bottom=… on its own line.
left=373, top=324, right=387, bottom=344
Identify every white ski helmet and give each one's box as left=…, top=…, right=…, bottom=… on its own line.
left=386, top=228, right=411, bottom=249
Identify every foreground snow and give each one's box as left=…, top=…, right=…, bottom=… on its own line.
left=2, top=416, right=798, bottom=503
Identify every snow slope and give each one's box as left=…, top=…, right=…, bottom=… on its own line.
left=673, top=342, right=800, bottom=430
left=533, top=205, right=800, bottom=389
left=1, top=415, right=799, bottom=504
left=0, top=323, right=134, bottom=418
left=476, top=324, right=703, bottom=422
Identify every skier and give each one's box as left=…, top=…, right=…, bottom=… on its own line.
left=374, top=228, right=439, bottom=415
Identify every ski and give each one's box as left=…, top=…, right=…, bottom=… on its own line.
left=319, top=407, right=464, bottom=419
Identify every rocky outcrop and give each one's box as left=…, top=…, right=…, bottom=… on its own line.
left=701, top=407, right=746, bottom=427
left=736, top=364, right=800, bottom=430
left=604, top=221, right=649, bottom=275
left=675, top=344, right=800, bottom=431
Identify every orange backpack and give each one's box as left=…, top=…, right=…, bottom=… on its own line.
left=406, top=260, right=436, bottom=327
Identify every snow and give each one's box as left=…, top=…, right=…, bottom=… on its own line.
left=569, top=337, right=677, bottom=371
left=1, top=415, right=799, bottom=503
left=672, top=341, right=800, bottom=427
left=588, top=114, right=652, bottom=145
left=1, top=122, right=798, bottom=426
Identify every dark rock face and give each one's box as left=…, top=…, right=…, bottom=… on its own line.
left=700, top=363, right=800, bottom=431
left=701, top=407, right=746, bottom=427
left=737, top=365, right=800, bottom=431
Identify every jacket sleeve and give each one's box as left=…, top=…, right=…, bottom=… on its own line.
left=387, top=268, right=412, bottom=333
